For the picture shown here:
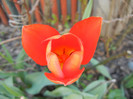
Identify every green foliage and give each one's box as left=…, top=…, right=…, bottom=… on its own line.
left=64, top=15, right=71, bottom=29
left=83, top=80, right=107, bottom=99
left=81, top=82, right=86, bottom=88
left=79, top=73, right=90, bottom=88
left=0, top=43, right=29, bottom=69
left=82, top=0, right=93, bottom=20
left=67, top=85, right=80, bottom=91
left=107, top=89, right=127, bottom=99
left=0, top=95, right=10, bottom=99
left=78, top=74, right=93, bottom=89
left=0, top=77, right=25, bottom=99
left=0, top=69, right=112, bottom=99
left=87, top=74, right=93, bottom=81
left=44, top=87, right=74, bottom=97
left=44, top=86, right=97, bottom=99
left=0, top=43, right=14, bottom=64
left=25, top=72, right=56, bottom=95
left=51, top=14, right=58, bottom=25
left=0, top=71, right=16, bottom=79
left=109, top=43, right=116, bottom=51
left=90, top=58, right=112, bottom=79
left=123, top=73, right=133, bottom=88
left=15, top=49, right=26, bottom=69
left=81, top=93, right=98, bottom=99
left=63, top=94, right=82, bottom=99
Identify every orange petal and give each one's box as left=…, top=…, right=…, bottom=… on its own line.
left=45, top=73, right=65, bottom=85
left=45, top=67, right=84, bottom=86
left=65, top=68, right=84, bottom=86
left=46, top=52, right=64, bottom=78
left=62, top=51, right=83, bottom=77
left=22, top=24, right=60, bottom=66
left=51, top=33, right=84, bottom=55
left=70, top=17, right=102, bottom=65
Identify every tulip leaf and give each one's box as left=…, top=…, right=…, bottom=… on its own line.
left=63, top=94, right=82, bottom=99
left=0, top=77, right=24, bottom=97
left=3, top=76, right=13, bottom=86
left=107, top=89, right=127, bottom=99
left=67, top=85, right=80, bottom=91
left=0, top=71, right=16, bottom=79
left=81, top=93, right=98, bottom=99
left=90, top=58, right=112, bottom=79
left=25, top=72, right=56, bottom=95
left=0, top=95, right=10, bottom=99
left=44, top=87, right=74, bottom=97
left=123, top=73, right=133, bottom=88
left=64, top=93, right=98, bottom=99
left=44, top=86, right=97, bottom=99
left=96, top=65, right=111, bottom=79
left=82, top=0, right=93, bottom=20
left=83, top=80, right=107, bottom=99
left=1, top=83, right=24, bottom=97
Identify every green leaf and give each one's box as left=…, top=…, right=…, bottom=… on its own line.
left=63, top=93, right=97, bottom=99
left=83, top=80, right=107, bottom=99
left=90, top=58, right=112, bottom=79
left=25, top=72, right=56, bottom=95
left=44, top=86, right=97, bottom=99
left=0, top=71, right=16, bottom=79
left=1, top=44, right=14, bottom=64
left=87, top=74, right=93, bottom=81
left=2, top=83, right=24, bottom=97
left=107, top=89, right=127, bottom=99
left=0, top=52, right=11, bottom=64
left=0, top=95, right=10, bottom=99
left=124, top=73, right=133, bottom=88
left=51, top=14, right=58, bottom=25
left=15, top=49, right=26, bottom=69
left=0, top=39, right=13, bottom=64
left=82, top=0, right=93, bottom=20
left=67, top=85, right=80, bottom=91
left=81, top=93, right=98, bottom=99
left=44, top=87, right=74, bottom=97
left=3, top=76, right=13, bottom=86
left=97, top=66, right=111, bottom=79
left=125, top=78, right=133, bottom=88
left=63, top=94, right=82, bottom=99
left=0, top=77, right=24, bottom=97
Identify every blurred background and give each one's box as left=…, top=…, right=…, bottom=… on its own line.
left=0, top=0, right=133, bottom=99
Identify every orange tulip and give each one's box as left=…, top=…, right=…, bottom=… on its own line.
left=22, top=17, right=102, bottom=85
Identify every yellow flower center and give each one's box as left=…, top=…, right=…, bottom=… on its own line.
left=53, top=46, right=75, bottom=69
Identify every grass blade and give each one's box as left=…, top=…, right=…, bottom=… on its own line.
left=1, top=44, right=14, bottom=64
left=15, top=49, right=26, bottom=69
left=82, top=0, right=93, bottom=20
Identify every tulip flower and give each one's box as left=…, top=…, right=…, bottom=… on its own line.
left=22, top=17, right=102, bottom=85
